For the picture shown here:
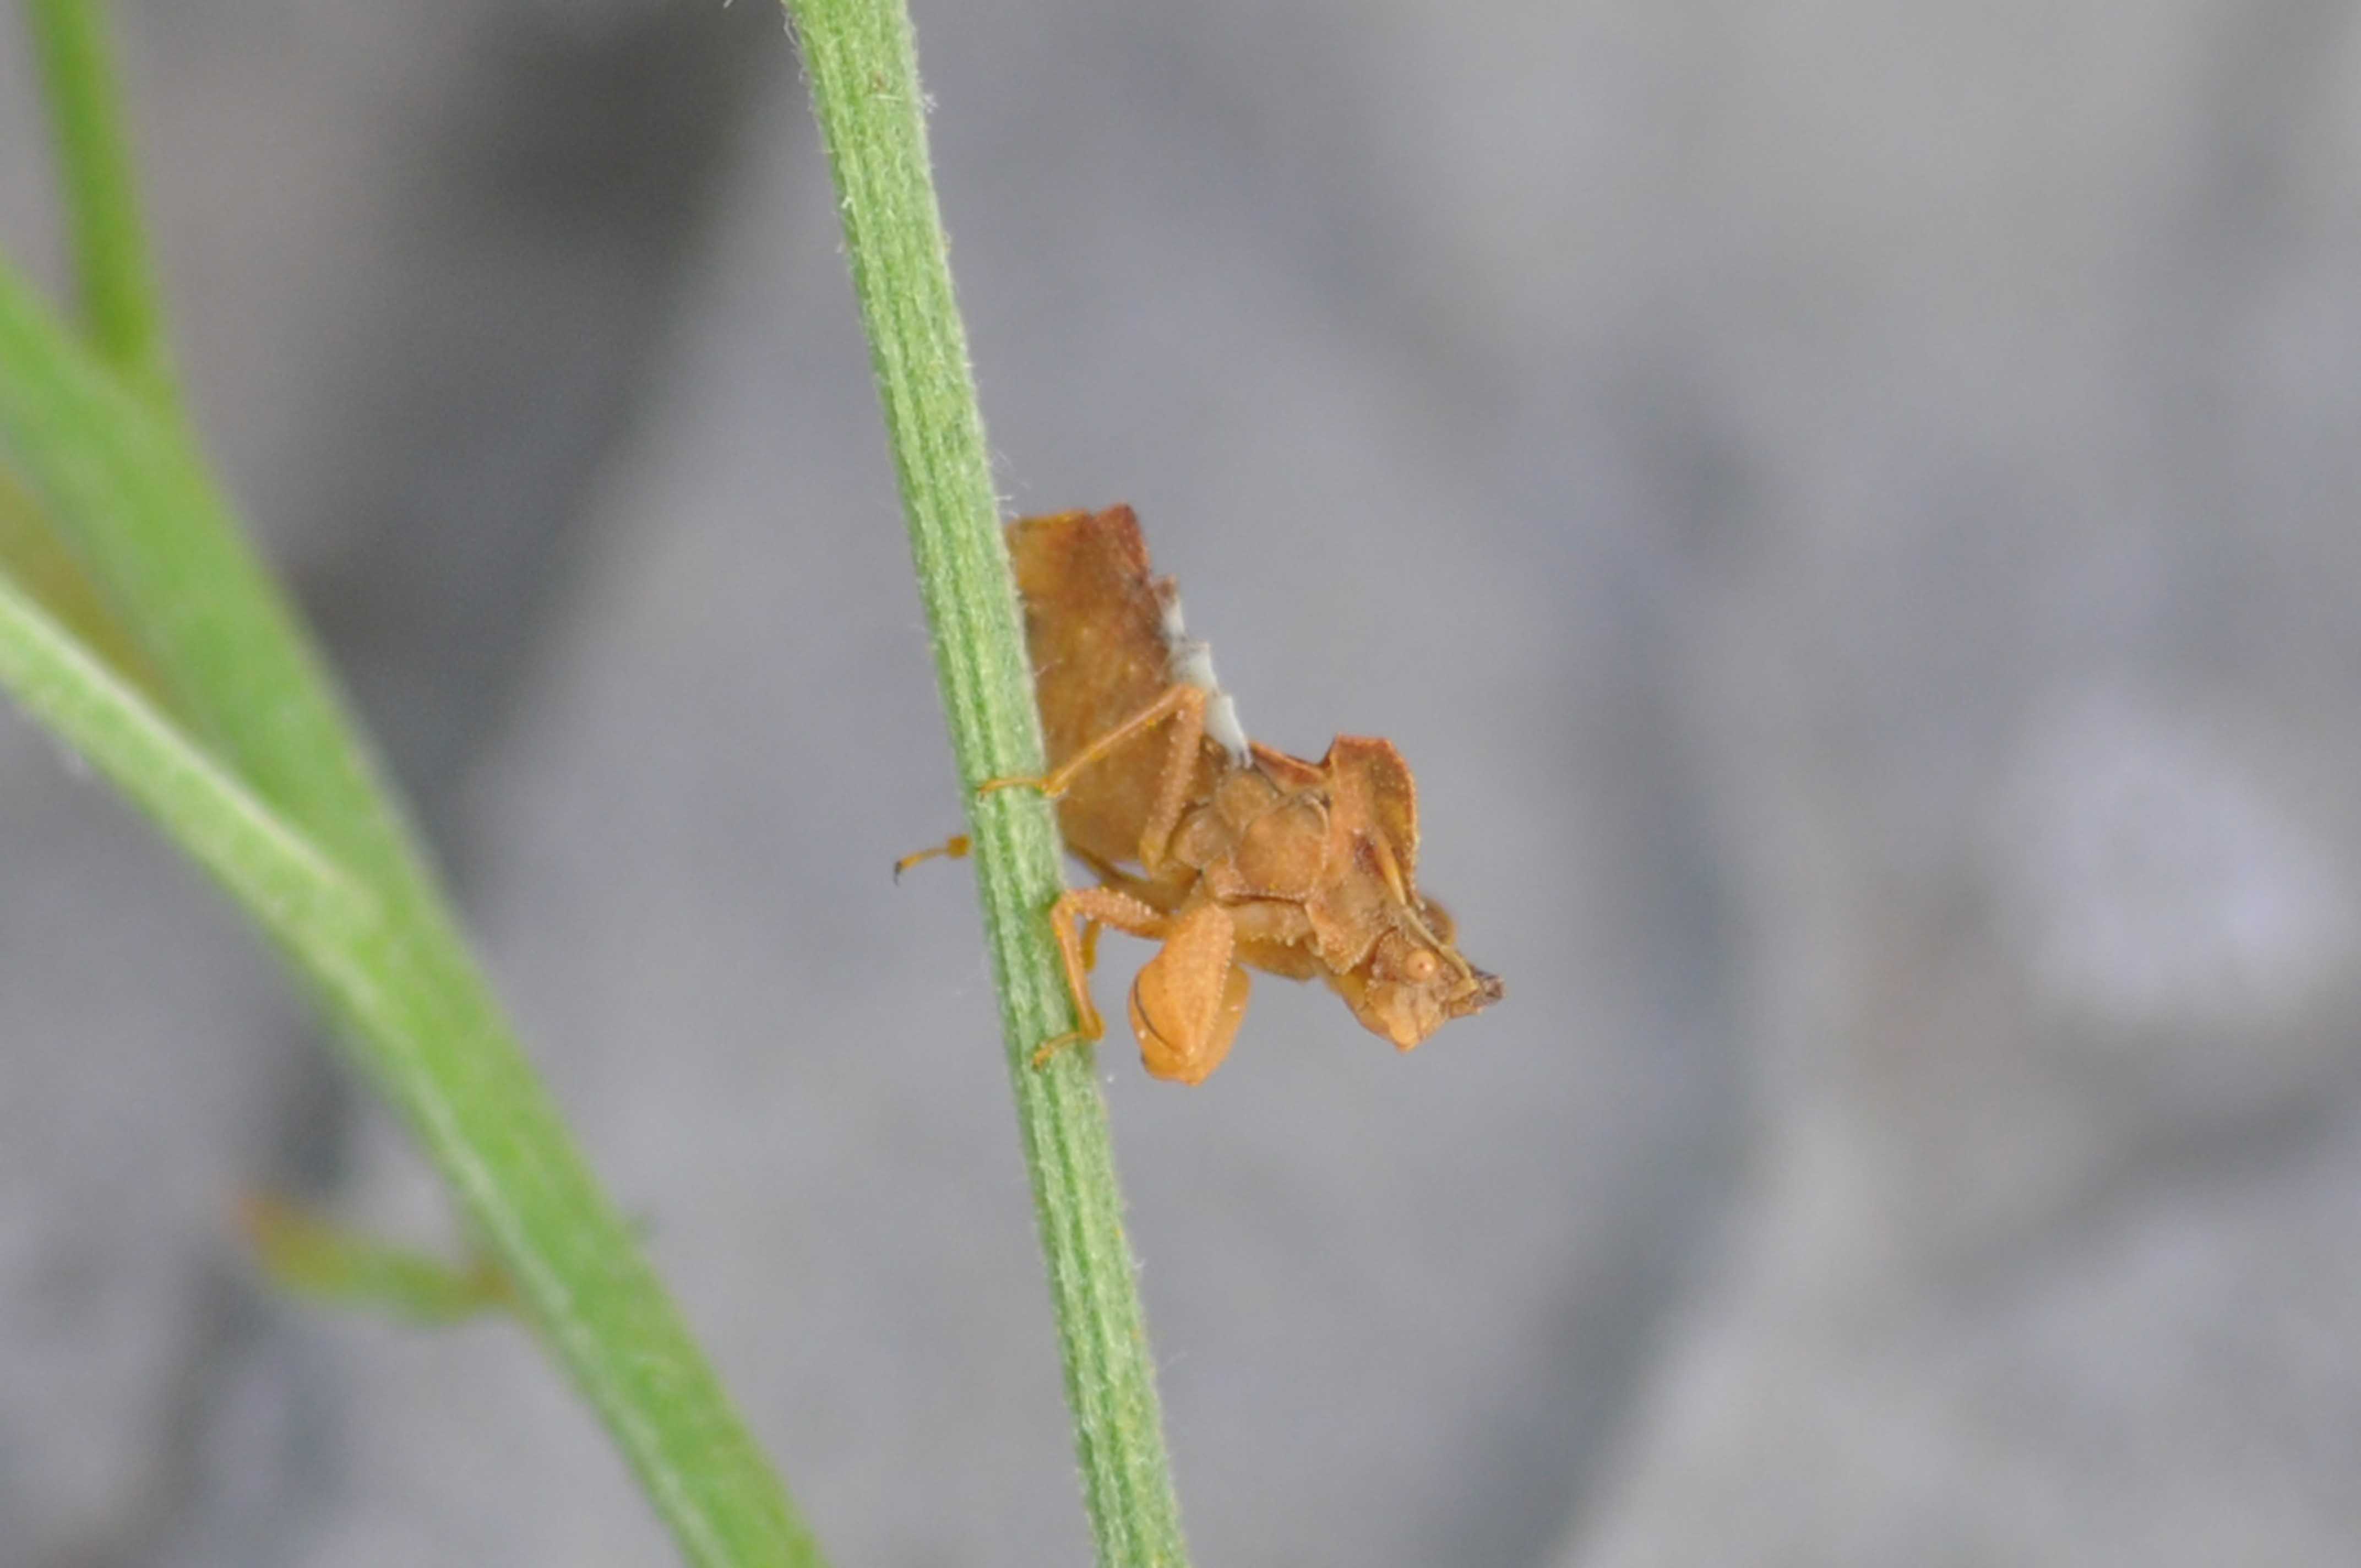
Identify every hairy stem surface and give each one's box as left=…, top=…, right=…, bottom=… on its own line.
left=782, top=1, right=1191, bottom=1561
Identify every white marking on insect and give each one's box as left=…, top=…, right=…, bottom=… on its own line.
left=1160, top=592, right=1250, bottom=765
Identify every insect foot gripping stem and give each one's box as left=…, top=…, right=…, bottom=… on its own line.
left=976, top=682, right=1201, bottom=807
left=1033, top=885, right=1172, bottom=1071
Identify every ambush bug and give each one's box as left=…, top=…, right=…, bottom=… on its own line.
left=904, top=505, right=1502, bottom=1084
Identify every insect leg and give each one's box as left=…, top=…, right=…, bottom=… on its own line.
left=978, top=683, right=1200, bottom=802
left=1033, top=885, right=1171, bottom=1069
left=1135, top=684, right=1207, bottom=872
left=890, top=833, right=970, bottom=881
left=1130, top=902, right=1252, bottom=1086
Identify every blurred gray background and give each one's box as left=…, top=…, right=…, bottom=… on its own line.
left=3, top=1, right=2359, bottom=1562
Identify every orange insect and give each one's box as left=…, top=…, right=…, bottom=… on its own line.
left=909, top=505, right=1502, bottom=1084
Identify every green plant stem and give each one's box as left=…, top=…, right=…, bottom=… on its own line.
left=0, top=248, right=820, bottom=1565
left=0, top=246, right=415, bottom=880
left=13, top=6, right=825, bottom=1558
left=21, top=0, right=177, bottom=409
left=0, top=465, right=167, bottom=702
left=784, top=2, right=1190, bottom=1562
